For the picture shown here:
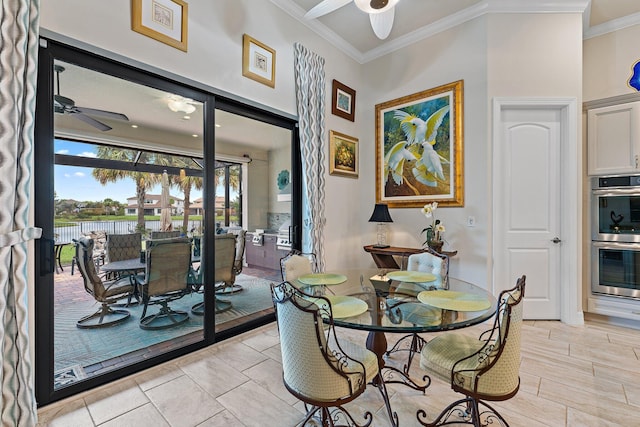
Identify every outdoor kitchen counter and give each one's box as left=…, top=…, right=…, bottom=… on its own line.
left=245, top=232, right=289, bottom=271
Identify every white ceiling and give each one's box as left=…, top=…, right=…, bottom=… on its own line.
left=272, top=0, right=640, bottom=63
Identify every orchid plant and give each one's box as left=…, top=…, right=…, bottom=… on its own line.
left=421, top=202, right=446, bottom=245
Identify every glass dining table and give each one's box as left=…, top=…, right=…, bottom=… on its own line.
left=296, top=268, right=497, bottom=427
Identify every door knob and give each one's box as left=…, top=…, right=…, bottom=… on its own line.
left=551, top=237, right=561, bottom=244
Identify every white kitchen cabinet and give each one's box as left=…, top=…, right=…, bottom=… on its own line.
left=588, top=101, right=640, bottom=175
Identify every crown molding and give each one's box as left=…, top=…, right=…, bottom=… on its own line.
left=271, top=0, right=591, bottom=64
left=584, top=11, right=640, bottom=39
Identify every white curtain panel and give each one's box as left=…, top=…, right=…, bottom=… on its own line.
left=293, top=43, right=327, bottom=272
left=0, top=0, right=41, bottom=425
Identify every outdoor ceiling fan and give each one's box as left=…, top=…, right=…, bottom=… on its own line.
left=53, top=65, right=130, bottom=132
left=304, top=0, right=400, bottom=40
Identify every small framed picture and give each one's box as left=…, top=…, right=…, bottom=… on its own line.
left=242, top=34, right=276, bottom=88
left=329, top=130, right=359, bottom=178
left=332, top=79, right=356, bottom=121
left=131, top=0, right=188, bottom=52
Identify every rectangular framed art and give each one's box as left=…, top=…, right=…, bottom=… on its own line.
left=131, top=0, right=188, bottom=52
left=331, top=80, right=356, bottom=121
left=374, top=80, right=464, bottom=207
left=329, top=130, right=358, bottom=178
left=242, top=34, right=276, bottom=88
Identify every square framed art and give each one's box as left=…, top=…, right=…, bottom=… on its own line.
left=131, top=0, right=188, bottom=51
left=242, top=34, right=276, bottom=88
left=331, top=79, right=356, bottom=121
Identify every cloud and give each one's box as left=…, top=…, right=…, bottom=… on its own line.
left=74, top=172, right=85, bottom=177
left=64, top=173, right=71, bottom=178
left=56, top=149, right=69, bottom=154
left=80, top=151, right=97, bottom=158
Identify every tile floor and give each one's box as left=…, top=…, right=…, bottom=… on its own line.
left=37, top=316, right=640, bottom=426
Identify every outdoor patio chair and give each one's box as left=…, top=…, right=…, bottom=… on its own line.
left=271, top=281, right=379, bottom=426
left=150, top=230, right=181, bottom=239
left=105, top=232, right=142, bottom=280
left=73, top=237, right=135, bottom=329
left=135, top=237, right=192, bottom=330
left=386, top=248, right=450, bottom=370
left=191, top=233, right=236, bottom=314
left=417, top=276, right=526, bottom=427
left=216, top=229, right=247, bottom=295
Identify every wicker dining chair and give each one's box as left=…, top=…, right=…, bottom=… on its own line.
left=271, top=281, right=379, bottom=426
left=417, top=275, right=526, bottom=427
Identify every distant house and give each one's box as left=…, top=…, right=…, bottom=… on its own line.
left=187, top=197, right=224, bottom=216
left=125, top=194, right=184, bottom=216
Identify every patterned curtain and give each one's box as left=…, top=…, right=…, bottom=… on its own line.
left=0, top=1, right=41, bottom=425
left=293, top=43, right=326, bottom=272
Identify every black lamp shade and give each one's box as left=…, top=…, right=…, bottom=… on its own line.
left=368, top=203, right=393, bottom=223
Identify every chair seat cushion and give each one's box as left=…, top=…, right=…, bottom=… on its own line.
left=102, top=276, right=135, bottom=300
left=420, top=333, right=486, bottom=384
left=336, top=339, right=380, bottom=384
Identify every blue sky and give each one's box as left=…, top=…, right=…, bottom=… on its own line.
left=54, top=139, right=204, bottom=204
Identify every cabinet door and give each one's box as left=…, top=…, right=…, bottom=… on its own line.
left=588, top=102, right=640, bottom=175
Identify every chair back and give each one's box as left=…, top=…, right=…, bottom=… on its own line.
left=280, top=250, right=317, bottom=281
left=150, top=231, right=181, bottom=240
left=215, top=233, right=237, bottom=285
left=407, top=249, right=449, bottom=277
left=233, top=230, right=247, bottom=276
left=271, top=281, right=366, bottom=401
left=455, top=275, right=526, bottom=398
left=144, top=238, right=191, bottom=297
left=106, top=232, right=141, bottom=263
left=74, top=237, right=108, bottom=300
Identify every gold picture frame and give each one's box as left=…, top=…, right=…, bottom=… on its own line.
left=242, top=34, right=276, bottom=88
left=131, top=0, right=188, bottom=52
left=332, top=80, right=356, bottom=121
left=375, top=80, right=464, bottom=207
left=329, top=130, right=359, bottom=178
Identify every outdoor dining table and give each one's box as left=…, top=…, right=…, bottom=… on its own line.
left=313, top=268, right=498, bottom=427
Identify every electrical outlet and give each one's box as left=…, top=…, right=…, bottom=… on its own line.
left=467, top=216, right=476, bottom=227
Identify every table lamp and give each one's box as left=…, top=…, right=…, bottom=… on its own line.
left=369, top=203, right=393, bottom=248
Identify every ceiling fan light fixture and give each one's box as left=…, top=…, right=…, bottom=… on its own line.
left=167, top=95, right=196, bottom=114
left=354, top=0, right=399, bottom=14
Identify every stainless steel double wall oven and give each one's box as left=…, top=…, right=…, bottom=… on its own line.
left=592, top=175, right=640, bottom=299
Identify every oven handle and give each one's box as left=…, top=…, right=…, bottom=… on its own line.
left=592, top=241, right=640, bottom=250
left=592, top=188, right=640, bottom=196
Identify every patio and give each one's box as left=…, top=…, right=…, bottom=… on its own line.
left=52, top=260, right=280, bottom=388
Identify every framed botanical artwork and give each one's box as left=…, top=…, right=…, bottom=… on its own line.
left=332, top=79, right=356, bottom=121
left=375, top=80, right=464, bottom=208
left=242, top=34, right=276, bottom=88
left=131, top=0, right=188, bottom=52
left=329, top=130, right=358, bottom=178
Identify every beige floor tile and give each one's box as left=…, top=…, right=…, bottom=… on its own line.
left=37, top=398, right=94, bottom=427
left=99, top=403, right=169, bottom=427
left=261, top=343, right=283, bottom=363
left=84, top=379, right=149, bottom=425
left=569, top=341, right=638, bottom=367
left=145, top=375, right=224, bottom=427
left=241, top=329, right=280, bottom=352
left=208, top=341, right=268, bottom=371
left=623, top=381, right=640, bottom=407
left=497, top=389, right=567, bottom=426
left=242, top=357, right=298, bottom=405
left=216, top=380, right=304, bottom=427
left=196, top=409, right=245, bottom=427
left=178, top=353, right=250, bottom=398
left=518, top=371, right=541, bottom=395
left=134, top=362, right=184, bottom=392
left=566, top=407, right=624, bottom=427
left=593, top=362, right=640, bottom=384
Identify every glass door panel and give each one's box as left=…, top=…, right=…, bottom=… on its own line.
left=50, top=60, right=205, bottom=390
left=213, top=109, right=292, bottom=332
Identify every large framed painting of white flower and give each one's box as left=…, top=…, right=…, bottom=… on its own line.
left=375, top=80, right=464, bottom=208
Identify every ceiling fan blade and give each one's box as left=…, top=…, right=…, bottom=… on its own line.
left=75, top=106, right=129, bottom=121
left=370, top=7, right=395, bottom=39
left=72, top=112, right=113, bottom=131
left=304, top=0, right=352, bottom=20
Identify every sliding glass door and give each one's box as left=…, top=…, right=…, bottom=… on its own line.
left=35, top=39, right=299, bottom=406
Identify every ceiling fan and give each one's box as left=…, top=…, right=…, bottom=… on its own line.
left=304, top=0, right=400, bottom=40
left=53, top=65, right=129, bottom=132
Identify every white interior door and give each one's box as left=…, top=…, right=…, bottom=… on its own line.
left=494, top=107, right=562, bottom=319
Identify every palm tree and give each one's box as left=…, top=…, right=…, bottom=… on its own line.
left=92, top=147, right=160, bottom=232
